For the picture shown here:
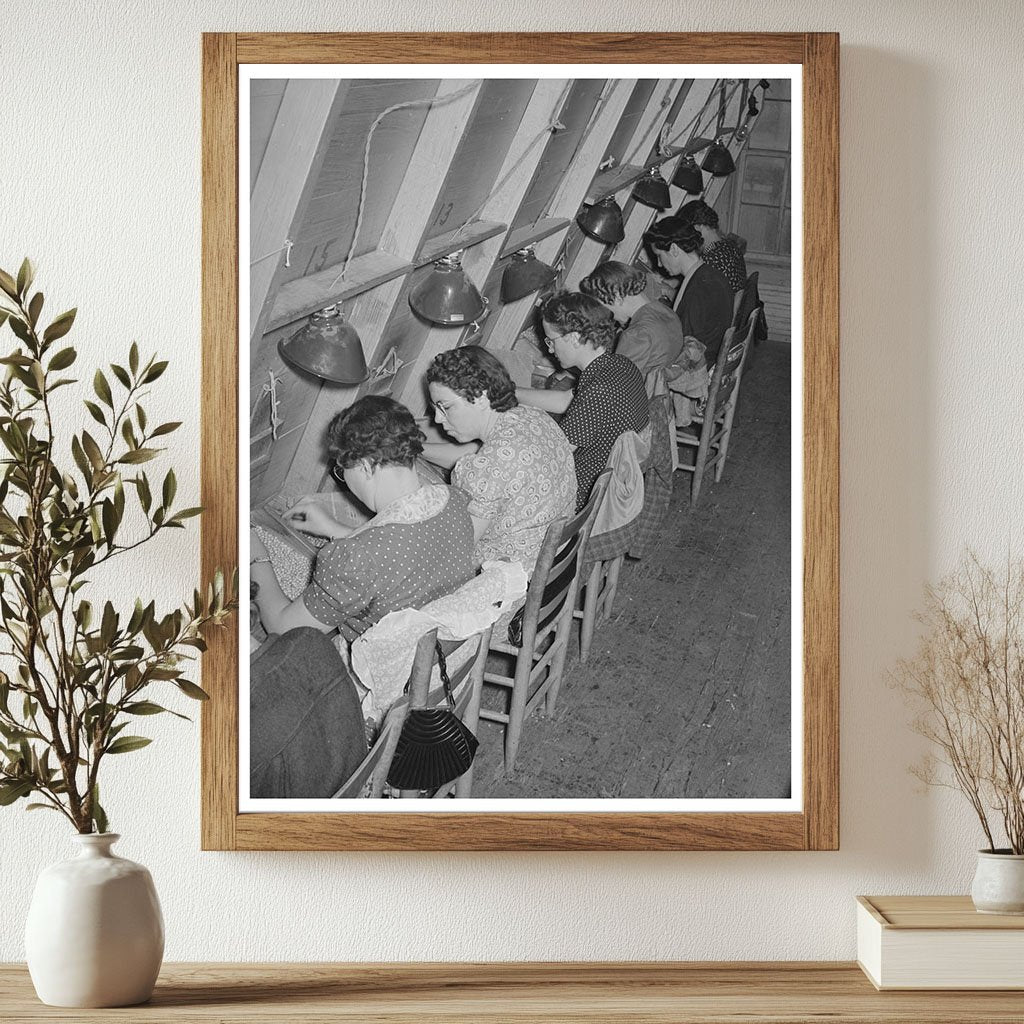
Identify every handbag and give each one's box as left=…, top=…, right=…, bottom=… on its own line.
left=386, top=642, right=479, bottom=791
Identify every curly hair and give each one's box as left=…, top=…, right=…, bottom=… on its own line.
left=326, top=395, right=424, bottom=471
left=577, top=317, right=618, bottom=352
left=539, top=291, right=613, bottom=337
left=578, top=261, right=648, bottom=306
left=643, top=216, right=703, bottom=255
left=426, top=345, right=518, bottom=412
left=676, top=199, right=719, bottom=229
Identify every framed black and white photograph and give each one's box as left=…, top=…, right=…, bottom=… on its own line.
left=201, top=32, right=839, bottom=851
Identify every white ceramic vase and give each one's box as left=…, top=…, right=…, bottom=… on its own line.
left=970, top=849, right=1024, bottom=915
left=24, top=833, right=164, bottom=1007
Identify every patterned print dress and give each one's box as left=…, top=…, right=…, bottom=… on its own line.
left=453, top=405, right=576, bottom=573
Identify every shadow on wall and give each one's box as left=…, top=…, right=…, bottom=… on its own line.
left=838, top=47, right=938, bottom=868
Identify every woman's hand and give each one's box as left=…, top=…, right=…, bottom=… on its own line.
left=284, top=497, right=352, bottom=539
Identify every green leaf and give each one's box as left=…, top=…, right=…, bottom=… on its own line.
left=121, top=418, right=137, bottom=449
left=27, top=292, right=43, bottom=328
left=136, top=404, right=147, bottom=432
left=101, top=498, right=117, bottom=546
left=0, top=269, right=18, bottom=300
left=48, top=346, right=77, bottom=371
left=142, top=360, right=168, bottom=383
left=100, top=601, right=117, bottom=647
left=93, top=369, right=113, bottom=409
left=105, top=735, right=152, bottom=755
left=0, top=310, right=9, bottom=331
left=83, top=400, right=106, bottom=427
left=110, top=363, right=131, bottom=389
left=26, top=803, right=61, bottom=813
left=91, top=785, right=108, bottom=834
left=71, top=435, right=92, bottom=483
left=135, top=473, right=152, bottom=513
left=42, top=308, right=77, bottom=344
left=16, top=258, right=34, bottom=298
left=0, top=779, right=33, bottom=805
left=8, top=317, right=31, bottom=345
left=169, top=507, right=203, bottom=523
left=81, top=431, right=105, bottom=472
left=162, top=468, right=176, bottom=508
left=118, top=448, right=157, bottom=465
left=175, top=679, right=210, bottom=701
left=129, top=342, right=139, bottom=375
left=124, top=700, right=170, bottom=716
left=150, top=421, right=181, bottom=438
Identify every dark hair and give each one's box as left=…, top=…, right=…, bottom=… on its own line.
left=326, top=395, right=424, bottom=471
left=578, top=261, right=647, bottom=306
left=643, top=216, right=703, bottom=255
left=539, top=291, right=613, bottom=336
left=426, top=345, right=518, bottom=412
left=577, top=318, right=618, bottom=352
left=676, top=199, right=719, bottom=229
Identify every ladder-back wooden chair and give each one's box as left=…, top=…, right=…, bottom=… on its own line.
left=332, top=624, right=491, bottom=799
left=479, top=470, right=610, bottom=772
left=675, top=307, right=759, bottom=505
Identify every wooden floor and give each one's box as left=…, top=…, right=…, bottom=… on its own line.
left=471, top=340, right=794, bottom=799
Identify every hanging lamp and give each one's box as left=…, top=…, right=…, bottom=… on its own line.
left=577, top=196, right=625, bottom=244
left=671, top=155, right=705, bottom=194
left=631, top=167, right=672, bottom=210
left=409, top=251, right=486, bottom=326
left=701, top=139, right=736, bottom=177
left=500, top=246, right=557, bottom=303
left=278, top=304, right=369, bottom=385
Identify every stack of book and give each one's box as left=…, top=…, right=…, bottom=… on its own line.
left=857, top=895, right=1024, bottom=990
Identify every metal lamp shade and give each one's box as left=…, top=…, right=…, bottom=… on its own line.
left=632, top=169, right=672, bottom=210
left=500, top=248, right=557, bottom=303
left=278, top=305, right=369, bottom=385
left=409, top=255, right=486, bottom=325
left=577, top=196, right=625, bottom=244
left=671, top=156, right=705, bottom=194
left=701, top=141, right=736, bottom=177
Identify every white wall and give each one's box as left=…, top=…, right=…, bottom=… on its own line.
left=2, top=0, right=1022, bottom=962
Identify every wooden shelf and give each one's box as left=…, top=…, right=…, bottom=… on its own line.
left=415, top=220, right=507, bottom=267
left=500, top=217, right=572, bottom=258
left=264, top=221, right=508, bottom=334
left=585, top=162, right=647, bottom=202
left=266, top=249, right=412, bottom=333
left=2, top=962, right=1022, bottom=1022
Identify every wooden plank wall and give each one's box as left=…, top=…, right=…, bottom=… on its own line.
left=249, top=75, right=765, bottom=505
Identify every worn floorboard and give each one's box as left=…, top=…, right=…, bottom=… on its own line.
left=471, top=340, right=793, bottom=799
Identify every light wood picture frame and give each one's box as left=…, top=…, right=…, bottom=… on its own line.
left=201, top=31, right=839, bottom=851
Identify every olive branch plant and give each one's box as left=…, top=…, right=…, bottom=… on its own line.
left=0, top=259, right=236, bottom=834
left=895, top=552, right=1024, bottom=854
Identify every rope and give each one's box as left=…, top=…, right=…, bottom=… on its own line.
left=328, top=80, right=484, bottom=290
left=250, top=238, right=293, bottom=269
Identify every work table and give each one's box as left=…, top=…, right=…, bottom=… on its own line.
left=2, top=962, right=1023, bottom=1022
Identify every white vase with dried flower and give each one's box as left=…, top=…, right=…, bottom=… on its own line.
left=896, top=553, right=1024, bottom=914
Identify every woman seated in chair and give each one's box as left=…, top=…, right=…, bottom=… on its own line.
left=517, top=292, right=649, bottom=512
left=422, top=345, right=576, bottom=575
left=578, top=260, right=686, bottom=377
left=250, top=395, right=475, bottom=642
left=676, top=199, right=748, bottom=292
left=643, top=216, right=734, bottom=369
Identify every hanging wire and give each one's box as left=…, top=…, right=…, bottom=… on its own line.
left=328, top=79, right=484, bottom=290
left=623, top=82, right=676, bottom=169
left=449, top=79, right=574, bottom=242
left=700, top=79, right=768, bottom=200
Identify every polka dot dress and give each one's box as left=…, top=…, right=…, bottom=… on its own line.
left=301, top=487, right=475, bottom=642
left=559, top=352, right=650, bottom=511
